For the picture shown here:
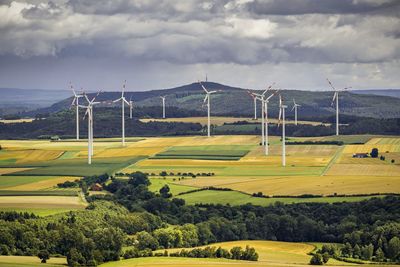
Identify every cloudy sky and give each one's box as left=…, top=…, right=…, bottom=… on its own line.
left=0, top=0, right=399, bottom=91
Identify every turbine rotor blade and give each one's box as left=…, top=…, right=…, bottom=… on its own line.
left=198, top=80, right=209, bottom=93
left=326, top=78, right=336, bottom=91
left=331, top=92, right=338, bottom=106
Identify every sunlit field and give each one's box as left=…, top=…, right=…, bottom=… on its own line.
left=0, top=134, right=399, bottom=213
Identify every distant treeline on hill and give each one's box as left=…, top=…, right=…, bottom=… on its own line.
left=0, top=107, right=399, bottom=139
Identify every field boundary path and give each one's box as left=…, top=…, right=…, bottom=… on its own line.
left=320, top=146, right=344, bottom=176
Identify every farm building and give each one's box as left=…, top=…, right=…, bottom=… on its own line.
left=90, top=183, right=103, bottom=191
left=352, top=153, right=369, bottom=158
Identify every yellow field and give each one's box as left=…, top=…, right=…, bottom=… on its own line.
left=177, top=175, right=400, bottom=196
left=343, top=144, right=400, bottom=153
left=0, top=196, right=86, bottom=209
left=326, top=164, right=400, bottom=176
left=0, top=118, right=34, bottom=124
left=140, top=117, right=328, bottom=126
left=0, top=167, right=34, bottom=175
left=160, top=240, right=314, bottom=264
left=5, top=176, right=78, bottom=190
left=0, top=255, right=66, bottom=265
left=100, top=239, right=394, bottom=267
left=0, top=135, right=399, bottom=197
left=366, top=137, right=400, bottom=145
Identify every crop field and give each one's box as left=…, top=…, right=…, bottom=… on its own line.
left=186, top=175, right=398, bottom=196
left=101, top=240, right=389, bottom=267
left=177, top=189, right=383, bottom=206
left=0, top=256, right=66, bottom=266
left=366, top=137, right=400, bottom=145
left=151, top=145, right=252, bottom=160
left=147, top=178, right=197, bottom=195
left=0, top=175, right=68, bottom=189
left=0, top=135, right=399, bottom=206
left=0, top=195, right=86, bottom=209
left=0, top=167, right=34, bottom=175
left=0, top=118, right=35, bottom=124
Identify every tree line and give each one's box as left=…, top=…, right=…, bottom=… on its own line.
left=1, top=172, right=399, bottom=266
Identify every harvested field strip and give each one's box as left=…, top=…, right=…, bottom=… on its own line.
left=0, top=255, right=66, bottom=266
left=326, top=163, right=400, bottom=176
left=0, top=190, right=78, bottom=196
left=0, top=167, right=34, bottom=175
left=177, top=175, right=400, bottom=196
left=0, top=196, right=86, bottom=209
left=5, top=176, right=78, bottom=190
left=343, top=144, right=400, bottom=153
left=367, top=137, right=400, bottom=145
left=16, top=150, right=64, bottom=163
left=0, top=176, right=57, bottom=189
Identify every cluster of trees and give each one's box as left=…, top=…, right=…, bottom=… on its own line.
left=0, top=202, right=160, bottom=266
left=1, top=171, right=400, bottom=266
left=169, top=245, right=258, bottom=261
left=123, top=244, right=258, bottom=262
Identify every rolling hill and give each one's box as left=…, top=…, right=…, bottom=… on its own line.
left=0, top=88, right=70, bottom=116
left=19, top=82, right=400, bottom=119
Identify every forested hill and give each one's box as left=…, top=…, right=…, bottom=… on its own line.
left=23, top=82, right=400, bottom=119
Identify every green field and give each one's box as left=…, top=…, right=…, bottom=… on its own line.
left=151, top=145, right=252, bottom=160
left=8, top=156, right=145, bottom=176
left=147, top=178, right=198, bottom=195
left=176, top=189, right=385, bottom=206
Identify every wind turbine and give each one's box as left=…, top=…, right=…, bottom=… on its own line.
left=291, top=99, right=301, bottom=125
left=278, top=95, right=287, bottom=167
left=252, top=84, right=277, bottom=155
left=80, top=91, right=101, bottom=165
left=113, top=81, right=130, bottom=146
left=70, top=83, right=83, bottom=140
left=326, top=79, right=351, bottom=136
left=247, top=90, right=257, bottom=120
left=129, top=96, right=133, bottom=119
left=199, top=81, right=217, bottom=137
left=160, top=96, right=166, bottom=119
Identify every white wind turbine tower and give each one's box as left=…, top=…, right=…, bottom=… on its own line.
left=70, top=83, right=83, bottom=140
left=160, top=96, right=166, bottom=119
left=278, top=95, right=287, bottom=167
left=252, top=84, right=277, bottom=155
left=326, top=78, right=351, bottom=136
left=129, top=96, right=133, bottom=119
left=291, top=99, right=301, bottom=125
left=80, top=91, right=101, bottom=165
left=199, top=81, right=217, bottom=137
left=113, top=81, right=130, bottom=146
left=247, top=90, right=257, bottom=120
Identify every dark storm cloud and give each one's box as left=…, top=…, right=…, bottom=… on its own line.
left=246, top=0, right=400, bottom=16
left=0, top=0, right=399, bottom=90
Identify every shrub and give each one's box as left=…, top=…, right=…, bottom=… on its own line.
left=310, top=253, right=324, bottom=265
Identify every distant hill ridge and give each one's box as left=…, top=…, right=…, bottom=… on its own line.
left=4, top=82, right=400, bottom=119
